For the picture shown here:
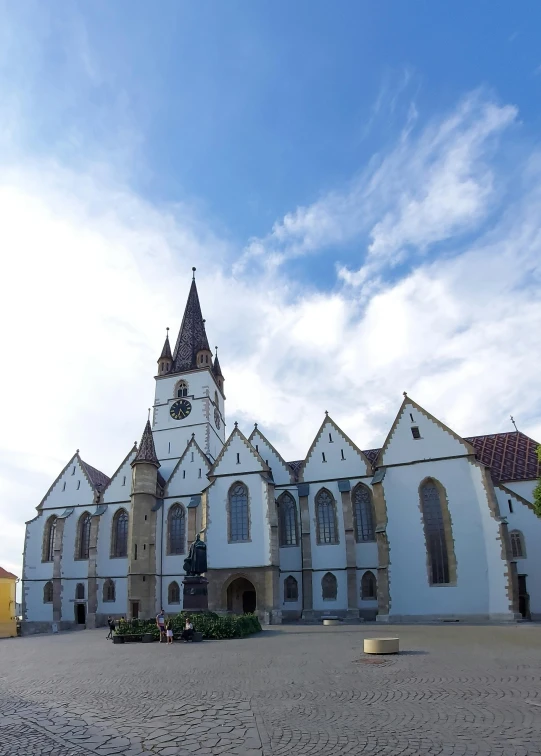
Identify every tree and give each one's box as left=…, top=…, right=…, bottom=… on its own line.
left=534, top=445, right=541, bottom=518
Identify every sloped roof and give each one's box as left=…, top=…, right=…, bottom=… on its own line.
left=287, top=460, right=304, bottom=482
left=158, top=332, right=173, bottom=362
left=361, top=431, right=540, bottom=483
left=464, top=431, right=540, bottom=482
left=79, top=460, right=110, bottom=490
left=133, top=420, right=160, bottom=467
left=0, top=566, right=18, bottom=580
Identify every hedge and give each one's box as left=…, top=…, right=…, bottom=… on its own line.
left=114, top=611, right=262, bottom=640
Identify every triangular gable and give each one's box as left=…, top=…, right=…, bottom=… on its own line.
left=166, top=435, right=212, bottom=497
left=248, top=425, right=292, bottom=486
left=376, top=395, right=475, bottom=467
left=496, top=482, right=535, bottom=513
left=102, top=445, right=137, bottom=503
left=39, top=452, right=100, bottom=510
left=299, top=413, right=372, bottom=482
left=209, top=424, right=270, bottom=477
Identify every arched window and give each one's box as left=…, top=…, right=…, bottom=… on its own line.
left=420, top=479, right=455, bottom=585
left=353, top=484, right=375, bottom=542
left=43, top=581, right=53, bottom=603
left=75, top=583, right=85, bottom=600
left=43, top=516, right=57, bottom=562
left=168, top=581, right=180, bottom=604
left=510, top=530, right=525, bottom=558
left=103, top=579, right=115, bottom=602
left=279, top=492, right=298, bottom=546
left=284, top=575, right=298, bottom=602
left=228, top=482, right=249, bottom=542
left=316, top=489, right=338, bottom=544
left=112, top=509, right=128, bottom=558
left=176, top=380, right=188, bottom=398
left=322, top=572, right=337, bottom=600
left=77, top=513, right=92, bottom=560
left=168, top=504, right=186, bottom=555
left=361, top=570, right=377, bottom=600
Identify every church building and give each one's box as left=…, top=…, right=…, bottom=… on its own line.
left=21, top=273, right=541, bottom=632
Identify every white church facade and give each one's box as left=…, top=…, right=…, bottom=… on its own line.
left=22, top=274, right=541, bottom=632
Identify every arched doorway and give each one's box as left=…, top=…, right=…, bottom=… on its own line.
left=226, top=577, right=257, bottom=614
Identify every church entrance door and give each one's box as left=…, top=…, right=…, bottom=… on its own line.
left=75, top=603, right=86, bottom=625
left=227, top=577, right=257, bottom=614
left=518, top=575, right=530, bottom=619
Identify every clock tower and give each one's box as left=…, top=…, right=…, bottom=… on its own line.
left=151, top=269, right=226, bottom=480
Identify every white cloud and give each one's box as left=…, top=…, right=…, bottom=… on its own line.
left=1, top=90, right=540, bottom=592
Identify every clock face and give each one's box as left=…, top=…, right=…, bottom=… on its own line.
left=214, top=407, right=221, bottom=429
left=170, top=399, right=192, bottom=420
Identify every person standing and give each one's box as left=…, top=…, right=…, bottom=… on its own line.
left=166, top=618, right=174, bottom=645
left=156, top=609, right=166, bottom=643
left=106, top=616, right=114, bottom=640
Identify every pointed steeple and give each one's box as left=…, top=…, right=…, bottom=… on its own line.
left=157, top=327, right=173, bottom=375
left=212, top=346, right=224, bottom=392
left=132, top=419, right=160, bottom=468
left=171, top=269, right=211, bottom=373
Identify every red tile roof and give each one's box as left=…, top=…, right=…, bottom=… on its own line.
left=0, top=566, right=18, bottom=580
left=464, top=431, right=540, bottom=482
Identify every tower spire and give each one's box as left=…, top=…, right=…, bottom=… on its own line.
left=157, top=327, right=173, bottom=374
left=132, top=419, right=160, bottom=467
left=171, top=272, right=211, bottom=373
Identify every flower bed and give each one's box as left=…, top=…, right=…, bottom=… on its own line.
left=113, top=611, right=262, bottom=641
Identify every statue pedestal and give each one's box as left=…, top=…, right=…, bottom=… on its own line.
left=182, top=576, right=209, bottom=612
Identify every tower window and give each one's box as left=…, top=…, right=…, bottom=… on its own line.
left=410, top=413, right=414, bottom=423
left=411, top=427, right=421, bottom=439
left=168, top=442, right=171, bottom=454
left=176, top=380, right=188, bottom=398
left=72, top=466, right=75, bottom=475
left=236, top=453, right=240, bottom=464
left=198, top=468, right=202, bottom=478
left=322, top=452, right=326, bottom=462
left=255, top=445, right=258, bottom=452
left=508, top=499, right=513, bottom=514
left=134, top=544, right=138, bottom=560
left=76, top=480, right=81, bottom=490
left=183, top=470, right=186, bottom=479
left=122, top=476, right=126, bottom=486
left=62, top=482, right=66, bottom=491
left=341, top=449, right=345, bottom=460
left=329, top=433, right=333, bottom=443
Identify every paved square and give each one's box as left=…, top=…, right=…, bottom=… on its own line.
left=1, top=624, right=541, bottom=755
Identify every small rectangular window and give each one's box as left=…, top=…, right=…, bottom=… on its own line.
left=508, top=499, right=513, bottom=514
left=62, top=482, right=66, bottom=491
left=77, top=480, right=81, bottom=489
left=143, top=544, right=146, bottom=550
left=142, top=575, right=146, bottom=581
left=411, top=427, right=421, bottom=439
left=191, top=452, right=194, bottom=462
left=322, top=452, right=326, bottom=462
left=255, top=445, right=258, bottom=452
left=341, top=449, right=345, bottom=460
left=72, top=466, right=75, bottom=475
left=168, top=442, right=171, bottom=454
left=198, top=468, right=202, bottom=478
left=410, top=413, right=414, bottom=423
left=144, top=515, right=147, bottom=521
left=236, top=453, right=240, bottom=464
left=183, top=470, right=186, bottom=479
left=122, top=476, right=126, bottom=486
left=328, top=433, right=333, bottom=443
left=134, top=544, right=138, bottom=560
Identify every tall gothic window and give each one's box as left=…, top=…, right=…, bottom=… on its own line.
left=75, top=583, right=85, bottom=600
left=279, top=492, right=298, bottom=546
left=510, top=530, right=525, bottom=558
left=353, top=484, right=375, bottom=542
left=228, top=482, right=249, bottom=542
left=43, top=516, right=57, bottom=562
left=77, top=513, right=92, bottom=560
left=168, top=504, right=186, bottom=555
left=43, top=581, right=53, bottom=603
left=112, top=509, right=128, bottom=558
left=322, top=572, right=337, bottom=600
left=420, top=479, right=453, bottom=585
left=316, top=489, right=338, bottom=544
left=284, top=575, right=298, bottom=602
left=361, top=570, right=377, bottom=600
left=176, top=380, right=188, bottom=398
left=103, top=579, right=115, bottom=602
left=168, top=581, right=180, bottom=604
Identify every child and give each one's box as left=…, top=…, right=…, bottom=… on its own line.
left=166, top=618, right=174, bottom=645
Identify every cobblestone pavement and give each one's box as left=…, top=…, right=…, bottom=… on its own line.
left=1, top=624, right=541, bottom=755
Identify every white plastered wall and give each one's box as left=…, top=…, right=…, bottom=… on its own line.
left=501, top=480, right=536, bottom=502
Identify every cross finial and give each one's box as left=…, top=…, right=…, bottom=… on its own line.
left=166, top=326, right=169, bottom=336
left=403, top=391, right=408, bottom=397
left=254, top=422, right=258, bottom=429
left=192, top=432, right=195, bottom=439
left=76, top=448, right=79, bottom=454
left=510, top=415, right=518, bottom=432
left=192, top=266, right=196, bottom=279
left=325, top=410, right=328, bottom=416
left=234, top=421, right=238, bottom=429
left=147, top=407, right=151, bottom=420
left=215, top=345, right=218, bottom=356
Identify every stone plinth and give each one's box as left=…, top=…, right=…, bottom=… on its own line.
left=364, top=637, right=399, bottom=654
left=182, top=576, right=209, bottom=611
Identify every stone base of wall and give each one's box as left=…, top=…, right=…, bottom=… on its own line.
left=359, top=608, right=378, bottom=622
left=377, top=613, right=520, bottom=624
left=282, top=609, right=302, bottom=622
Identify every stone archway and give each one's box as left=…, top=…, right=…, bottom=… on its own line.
left=226, top=577, right=257, bottom=614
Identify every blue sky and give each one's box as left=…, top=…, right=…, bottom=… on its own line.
left=1, top=1, right=541, bottom=580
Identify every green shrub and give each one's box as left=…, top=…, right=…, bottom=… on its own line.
left=114, top=612, right=262, bottom=640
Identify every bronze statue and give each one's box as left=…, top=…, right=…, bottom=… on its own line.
left=183, top=534, right=207, bottom=576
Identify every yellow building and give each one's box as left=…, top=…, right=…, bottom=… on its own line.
left=0, top=566, right=18, bottom=638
